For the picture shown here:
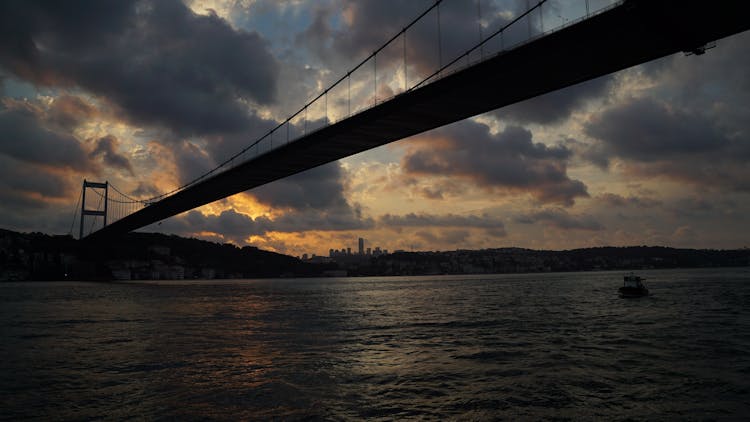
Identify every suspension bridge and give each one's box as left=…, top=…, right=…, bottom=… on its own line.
left=75, top=0, right=750, bottom=241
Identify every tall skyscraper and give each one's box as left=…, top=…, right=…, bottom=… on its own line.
left=358, top=237, right=364, bottom=255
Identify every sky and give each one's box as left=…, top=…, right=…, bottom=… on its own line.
left=0, top=0, right=748, bottom=257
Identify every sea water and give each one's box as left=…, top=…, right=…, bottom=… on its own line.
left=1, top=268, right=749, bottom=420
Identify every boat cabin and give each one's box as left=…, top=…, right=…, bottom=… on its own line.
left=623, top=273, right=645, bottom=288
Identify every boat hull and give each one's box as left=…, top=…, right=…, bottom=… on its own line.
left=618, top=287, right=649, bottom=298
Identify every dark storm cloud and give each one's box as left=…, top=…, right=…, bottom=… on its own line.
left=0, top=200, right=71, bottom=234
left=294, top=6, right=337, bottom=65
left=494, top=75, right=612, bottom=125
left=578, top=32, right=750, bottom=192
left=202, top=116, right=278, bottom=166
left=90, top=135, right=134, bottom=175
left=0, top=0, right=278, bottom=136
left=0, top=155, right=70, bottom=202
left=0, top=104, right=90, bottom=170
left=0, top=97, right=95, bottom=234
left=0, top=154, right=77, bottom=235
left=173, top=140, right=217, bottom=185
left=585, top=97, right=728, bottom=162
left=334, top=0, right=433, bottom=57
left=402, top=121, right=588, bottom=206
left=268, top=205, right=374, bottom=233
left=667, top=197, right=715, bottom=218
left=584, top=97, right=750, bottom=191
left=297, top=0, right=525, bottom=78
left=515, top=208, right=603, bottom=231
left=252, top=163, right=350, bottom=211
left=639, top=32, right=750, bottom=114
left=130, top=182, right=161, bottom=199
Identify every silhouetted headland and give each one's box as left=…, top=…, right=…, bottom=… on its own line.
left=0, top=229, right=337, bottom=281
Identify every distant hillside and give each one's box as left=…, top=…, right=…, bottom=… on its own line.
left=344, top=246, right=750, bottom=276
left=0, top=229, right=335, bottom=281
left=2, top=228, right=748, bottom=280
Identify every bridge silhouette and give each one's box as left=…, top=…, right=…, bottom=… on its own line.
left=79, top=0, right=750, bottom=240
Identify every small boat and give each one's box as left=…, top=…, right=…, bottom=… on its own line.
left=619, top=272, right=649, bottom=297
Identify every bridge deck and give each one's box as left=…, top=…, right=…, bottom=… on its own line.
left=87, top=0, right=750, bottom=240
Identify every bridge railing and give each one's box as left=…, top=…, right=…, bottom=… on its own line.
left=84, top=0, right=622, bottom=237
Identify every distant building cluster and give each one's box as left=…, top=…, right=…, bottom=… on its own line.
left=299, top=237, right=389, bottom=262
left=328, top=237, right=388, bottom=258
left=328, top=237, right=388, bottom=260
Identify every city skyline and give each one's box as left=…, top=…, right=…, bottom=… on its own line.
left=298, top=237, right=390, bottom=261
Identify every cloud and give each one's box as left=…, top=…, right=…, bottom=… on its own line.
left=0, top=0, right=279, bottom=136
left=46, top=95, right=97, bottom=131
left=249, top=162, right=376, bottom=234
left=0, top=155, right=71, bottom=203
left=150, top=161, right=376, bottom=242
left=379, top=212, right=506, bottom=230
left=0, top=153, right=79, bottom=236
left=0, top=102, right=90, bottom=170
left=201, top=115, right=279, bottom=165
left=494, top=75, right=612, bottom=125
left=585, top=97, right=728, bottom=162
left=172, top=140, right=217, bottom=185
left=584, top=97, right=750, bottom=191
left=596, top=193, right=661, bottom=209
left=667, top=196, right=715, bottom=218
left=90, top=135, right=134, bottom=175
left=130, top=182, right=162, bottom=199
left=402, top=121, right=588, bottom=206
left=515, top=208, right=604, bottom=231
left=252, top=162, right=351, bottom=211
left=286, top=0, right=530, bottom=105
left=332, top=0, right=525, bottom=73
left=157, top=204, right=374, bottom=244
left=415, top=229, right=471, bottom=246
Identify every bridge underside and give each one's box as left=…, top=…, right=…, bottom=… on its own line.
left=87, top=0, right=750, bottom=241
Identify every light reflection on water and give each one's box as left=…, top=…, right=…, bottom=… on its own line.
left=1, top=268, right=749, bottom=419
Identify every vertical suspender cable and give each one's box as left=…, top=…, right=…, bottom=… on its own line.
left=68, top=187, right=82, bottom=237
left=88, top=192, right=103, bottom=236
left=348, top=73, right=351, bottom=117
left=539, top=0, right=544, bottom=33
left=477, top=0, right=484, bottom=59
left=374, top=55, right=377, bottom=105
left=403, top=30, right=407, bottom=92
left=437, top=1, right=442, bottom=75
left=527, top=0, right=532, bottom=37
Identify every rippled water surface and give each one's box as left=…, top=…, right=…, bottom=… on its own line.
left=2, top=268, right=749, bottom=420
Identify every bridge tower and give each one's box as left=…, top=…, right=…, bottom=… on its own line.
left=79, top=180, right=108, bottom=239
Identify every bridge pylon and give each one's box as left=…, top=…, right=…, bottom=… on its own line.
left=80, top=180, right=108, bottom=239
